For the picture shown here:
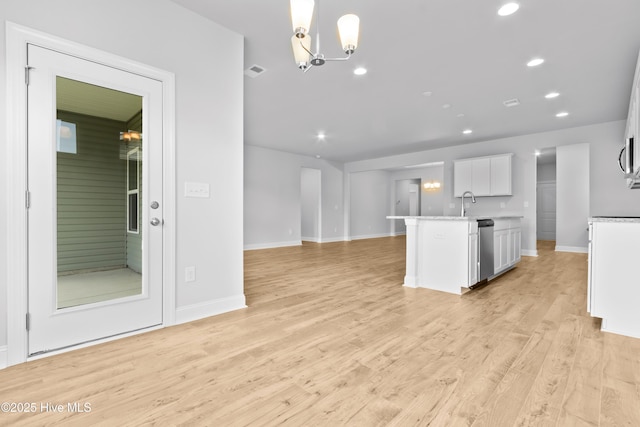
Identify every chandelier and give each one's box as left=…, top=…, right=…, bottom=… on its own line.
left=290, top=0, right=360, bottom=72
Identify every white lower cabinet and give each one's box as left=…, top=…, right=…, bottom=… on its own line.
left=468, top=232, right=479, bottom=286
left=508, top=228, right=521, bottom=265
left=588, top=219, right=640, bottom=339
left=493, top=218, right=521, bottom=276
left=494, top=229, right=509, bottom=273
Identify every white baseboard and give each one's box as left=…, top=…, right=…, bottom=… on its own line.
left=521, top=249, right=538, bottom=257
left=301, top=236, right=319, bottom=243
left=0, top=346, right=7, bottom=370
left=350, top=233, right=394, bottom=241
left=319, top=236, right=347, bottom=243
left=601, top=318, right=640, bottom=339
left=175, top=294, right=247, bottom=325
left=244, top=240, right=301, bottom=251
left=391, top=232, right=407, bottom=237
left=555, top=245, right=588, bottom=254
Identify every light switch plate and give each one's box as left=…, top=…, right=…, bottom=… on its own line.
left=185, top=182, right=210, bottom=198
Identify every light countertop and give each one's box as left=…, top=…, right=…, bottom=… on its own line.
left=589, top=216, right=640, bottom=223
left=387, top=215, right=524, bottom=221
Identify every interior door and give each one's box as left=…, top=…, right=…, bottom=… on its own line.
left=27, top=44, right=164, bottom=355
left=537, top=183, right=557, bottom=240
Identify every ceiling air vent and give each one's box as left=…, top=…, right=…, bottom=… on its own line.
left=503, top=98, right=521, bottom=108
left=244, top=64, right=266, bottom=78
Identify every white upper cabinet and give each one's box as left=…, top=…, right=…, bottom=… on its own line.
left=454, top=153, right=513, bottom=197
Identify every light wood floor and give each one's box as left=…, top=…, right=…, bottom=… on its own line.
left=2, top=237, right=640, bottom=426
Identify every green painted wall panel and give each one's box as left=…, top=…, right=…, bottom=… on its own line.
left=57, top=110, right=128, bottom=273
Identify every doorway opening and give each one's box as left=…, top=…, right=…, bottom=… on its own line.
left=301, top=168, right=322, bottom=243
left=536, top=148, right=557, bottom=244
left=393, top=178, right=422, bottom=235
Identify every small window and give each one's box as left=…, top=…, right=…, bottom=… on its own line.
left=128, top=193, right=138, bottom=233
left=127, top=148, right=140, bottom=234
left=56, top=120, right=77, bottom=154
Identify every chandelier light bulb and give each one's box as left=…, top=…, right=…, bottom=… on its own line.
left=290, top=0, right=314, bottom=38
left=291, top=34, right=312, bottom=69
left=337, top=14, right=360, bottom=54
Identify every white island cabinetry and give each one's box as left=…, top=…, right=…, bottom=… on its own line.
left=389, top=216, right=522, bottom=295
left=588, top=218, right=640, bottom=338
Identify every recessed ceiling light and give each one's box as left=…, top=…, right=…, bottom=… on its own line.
left=527, top=58, right=545, bottom=67
left=545, top=92, right=560, bottom=99
left=442, top=104, right=451, bottom=109
left=463, top=129, right=473, bottom=135
left=353, top=67, right=367, bottom=76
left=457, top=113, right=465, bottom=118
left=498, top=3, right=520, bottom=16
left=317, top=132, right=326, bottom=140
left=556, top=112, right=569, bottom=118
left=422, top=91, right=433, bottom=97
left=315, top=154, right=321, bottom=159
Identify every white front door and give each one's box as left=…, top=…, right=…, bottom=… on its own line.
left=27, top=44, right=164, bottom=355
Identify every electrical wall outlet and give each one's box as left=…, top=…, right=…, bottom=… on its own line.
left=185, top=266, right=196, bottom=283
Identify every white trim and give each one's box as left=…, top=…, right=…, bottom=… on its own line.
left=0, top=346, right=7, bottom=369
left=5, top=22, right=177, bottom=366
left=350, top=233, right=394, bottom=241
left=244, top=240, right=302, bottom=251
left=319, top=236, right=347, bottom=243
left=521, top=249, right=538, bottom=257
left=301, top=236, right=320, bottom=243
left=555, top=245, right=588, bottom=254
left=600, top=318, right=640, bottom=340
left=391, top=231, right=407, bottom=237
left=175, top=295, right=247, bottom=325
left=26, top=325, right=163, bottom=362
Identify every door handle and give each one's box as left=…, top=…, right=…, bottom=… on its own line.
left=150, top=218, right=162, bottom=226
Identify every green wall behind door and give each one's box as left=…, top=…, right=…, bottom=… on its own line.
left=57, top=110, right=128, bottom=273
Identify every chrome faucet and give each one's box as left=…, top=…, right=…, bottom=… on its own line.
left=461, top=191, right=476, bottom=217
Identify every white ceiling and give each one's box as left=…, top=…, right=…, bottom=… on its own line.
left=171, top=0, right=640, bottom=163
left=57, top=77, right=142, bottom=122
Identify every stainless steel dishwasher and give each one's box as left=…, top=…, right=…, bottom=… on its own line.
left=477, top=219, right=495, bottom=284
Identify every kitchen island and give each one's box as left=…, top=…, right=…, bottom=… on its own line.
left=388, top=216, right=522, bottom=295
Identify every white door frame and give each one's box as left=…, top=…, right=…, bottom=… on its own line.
left=5, top=22, right=176, bottom=366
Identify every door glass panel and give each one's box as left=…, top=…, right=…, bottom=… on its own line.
left=56, top=76, right=143, bottom=309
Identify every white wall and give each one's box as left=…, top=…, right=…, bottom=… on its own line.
left=301, top=168, right=321, bottom=242
left=537, top=162, right=557, bottom=183
left=556, top=144, right=590, bottom=252
left=349, top=170, right=391, bottom=239
left=1, top=0, right=245, bottom=351
left=244, top=146, right=344, bottom=249
left=345, top=120, right=634, bottom=256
